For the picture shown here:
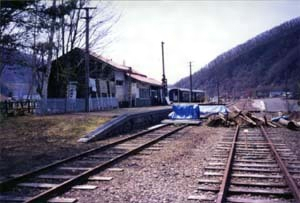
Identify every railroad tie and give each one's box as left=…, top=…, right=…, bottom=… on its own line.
left=18, top=182, right=97, bottom=190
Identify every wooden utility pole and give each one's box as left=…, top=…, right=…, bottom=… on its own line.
left=161, top=42, right=168, bottom=103
left=129, top=67, right=132, bottom=107
left=78, top=7, right=96, bottom=112
left=189, top=61, right=192, bottom=102
left=217, top=80, right=220, bottom=104
left=285, top=71, right=289, bottom=113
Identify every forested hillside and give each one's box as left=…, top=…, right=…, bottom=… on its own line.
left=175, top=17, right=300, bottom=98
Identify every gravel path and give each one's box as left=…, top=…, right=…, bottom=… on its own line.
left=62, top=126, right=230, bottom=203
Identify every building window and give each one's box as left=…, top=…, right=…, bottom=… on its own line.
left=139, top=88, right=150, bottom=99
left=116, top=80, right=123, bottom=86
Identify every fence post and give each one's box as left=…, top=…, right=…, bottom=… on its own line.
left=4, top=101, right=8, bottom=115
left=27, top=100, right=30, bottom=113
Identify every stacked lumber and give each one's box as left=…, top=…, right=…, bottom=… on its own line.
left=206, top=106, right=277, bottom=128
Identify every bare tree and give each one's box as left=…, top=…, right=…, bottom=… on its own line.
left=62, top=1, right=119, bottom=53
left=1, top=0, right=119, bottom=99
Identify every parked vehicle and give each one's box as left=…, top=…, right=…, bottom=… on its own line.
left=168, top=88, right=205, bottom=103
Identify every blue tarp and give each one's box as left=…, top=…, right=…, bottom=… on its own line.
left=271, top=115, right=289, bottom=122
left=199, top=105, right=228, bottom=117
left=168, top=104, right=228, bottom=120
left=168, top=104, right=200, bottom=119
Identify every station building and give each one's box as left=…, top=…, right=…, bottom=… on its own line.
left=48, top=48, right=163, bottom=107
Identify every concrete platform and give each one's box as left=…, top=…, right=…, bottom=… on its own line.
left=74, top=106, right=170, bottom=117
left=77, top=106, right=172, bottom=142
left=161, top=119, right=201, bottom=125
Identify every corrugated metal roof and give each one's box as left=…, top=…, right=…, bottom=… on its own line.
left=74, top=48, right=160, bottom=86
left=88, top=51, right=146, bottom=77
left=127, top=73, right=162, bottom=86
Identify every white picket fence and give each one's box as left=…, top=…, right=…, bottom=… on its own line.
left=36, top=97, right=118, bottom=115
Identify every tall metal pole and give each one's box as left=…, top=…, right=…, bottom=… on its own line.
left=189, top=61, right=192, bottom=103
left=161, top=42, right=167, bottom=103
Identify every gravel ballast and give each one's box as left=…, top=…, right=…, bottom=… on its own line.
left=62, top=126, right=231, bottom=203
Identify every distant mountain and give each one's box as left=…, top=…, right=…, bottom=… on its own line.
left=0, top=49, right=38, bottom=99
left=175, top=17, right=300, bottom=99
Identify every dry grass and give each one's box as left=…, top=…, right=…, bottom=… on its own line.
left=0, top=114, right=111, bottom=179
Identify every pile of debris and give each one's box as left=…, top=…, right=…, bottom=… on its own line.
left=271, top=113, right=300, bottom=130
left=164, top=103, right=300, bottom=130
left=207, top=106, right=300, bottom=130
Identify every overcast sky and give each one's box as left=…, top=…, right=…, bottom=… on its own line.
left=99, top=1, right=300, bottom=85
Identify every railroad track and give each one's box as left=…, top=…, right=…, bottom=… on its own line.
left=188, top=126, right=300, bottom=202
left=0, top=124, right=187, bottom=203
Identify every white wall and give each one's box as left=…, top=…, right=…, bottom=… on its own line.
left=115, top=71, right=126, bottom=101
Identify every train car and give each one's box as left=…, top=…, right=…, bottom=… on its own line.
left=168, top=88, right=205, bottom=103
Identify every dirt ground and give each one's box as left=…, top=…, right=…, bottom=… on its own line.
left=0, top=114, right=112, bottom=180
left=0, top=106, right=171, bottom=181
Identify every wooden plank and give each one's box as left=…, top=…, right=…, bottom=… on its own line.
left=236, top=148, right=269, bottom=152
left=72, top=185, right=97, bottom=190
left=88, top=176, right=113, bottom=181
left=227, top=197, right=288, bottom=203
left=147, top=147, right=161, bottom=151
left=75, top=160, right=98, bottom=164
left=58, top=167, right=92, bottom=171
left=233, top=163, right=278, bottom=168
left=38, top=175, right=76, bottom=180
left=212, top=154, right=229, bottom=158
left=289, top=170, right=300, bottom=174
left=216, top=147, right=231, bottom=150
left=187, top=195, right=216, bottom=201
left=198, top=179, right=221, bottom=184
left=232, top=173, right=283, bottom=179
left=284, top=160, right=300, bottom=164
left=48, top=197, right=77, bottom=203
left=0, top=195, right=29, bottom=202
left=237, top=156, right=272, bottom=160
left=231, top=180, right=286, bottom=187
left=197, top=185, right=219, bottom=192
left=232, top=167, right=280, bottom=172
left=288, top=165, right=300, bottom=169
left=276, top=149, right=291, bottom=152
left=235, top=159, right=275, bottom=163
left=18, top=182, right=57, bottom=188
left=107, top=168, right=124, bottom=172
left=138, top=151, right=152, bottom=155
left=89, top=155, right=113, bottom=159
left=113, top=146, right=134, bottom=150
left=236, top=152, right=269, bottom=155
left=292, top=175, right=300, bottom=179
left=208, top=162, right=226, bottom=166
left=229, top=187, right=290, bottom=195
left=208, top=158, right=227, bottom=162
left=205, top=166, right=225, bottom=170
left=9, top=174, right=24, bottom=178
left=204, top=172, right=223, bottom=176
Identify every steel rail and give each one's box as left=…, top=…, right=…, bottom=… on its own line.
left=24, top=124, right=187, bottom=203
left=0, top=124, right=169, bottom=192
left=260, top=126, right=300, bottom=202
left=216, top=125, right=240, bottom=203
